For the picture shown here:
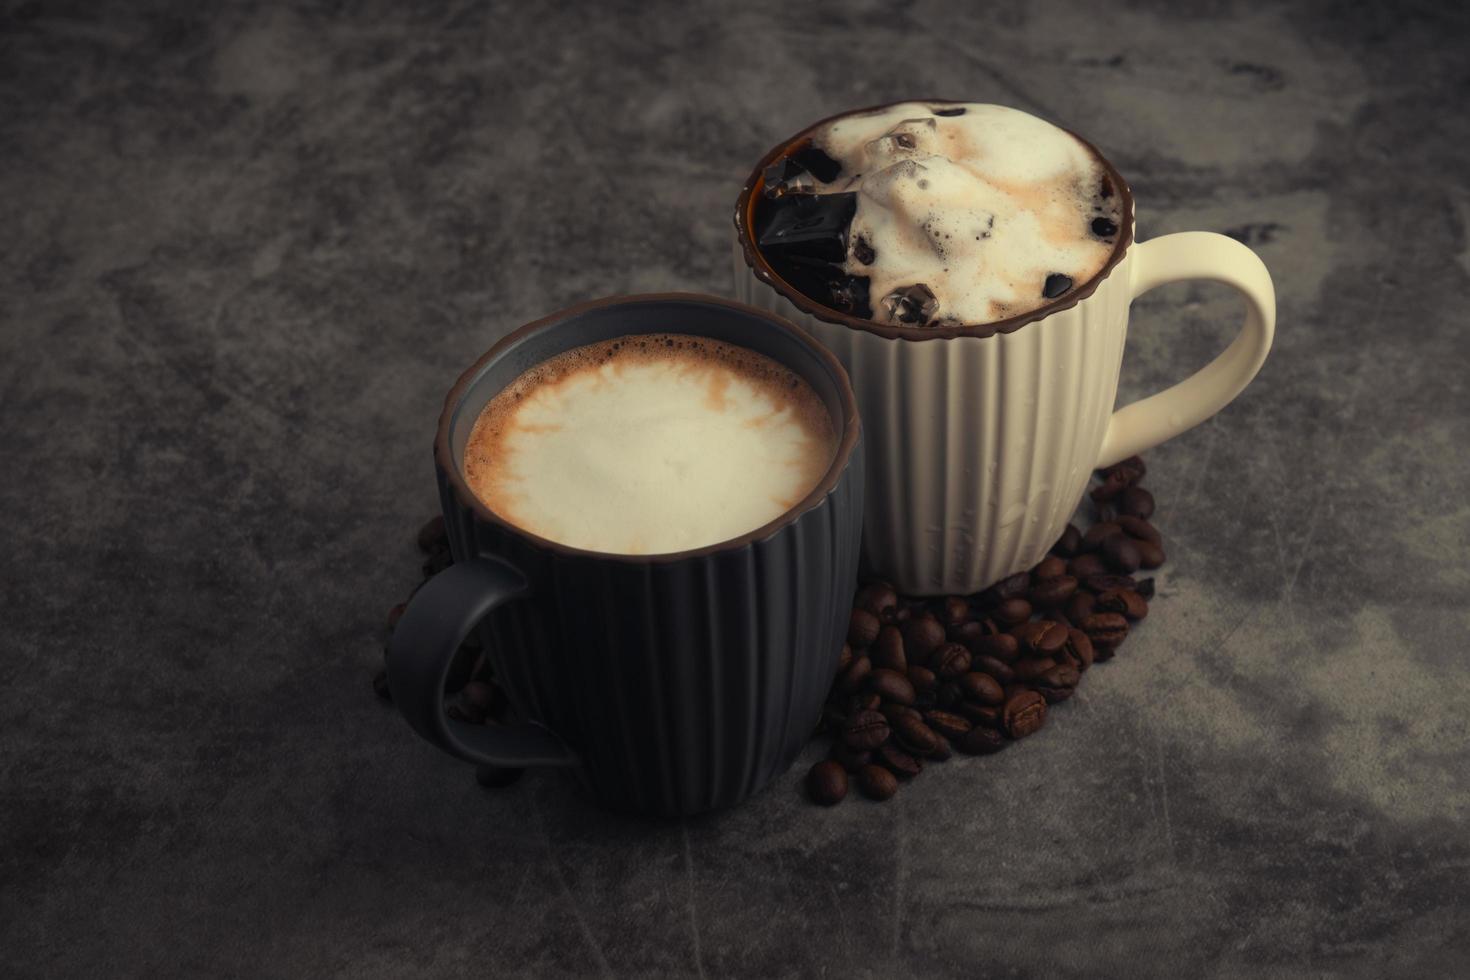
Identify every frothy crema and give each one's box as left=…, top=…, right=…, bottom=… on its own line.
left=795, top=102, right=1123, bottom=326
left=463, top=334, right=836, bottom=555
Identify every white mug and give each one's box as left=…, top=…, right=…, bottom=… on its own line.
left=733, top=102, right=1276, bottom=596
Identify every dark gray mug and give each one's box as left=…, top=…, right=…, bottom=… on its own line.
left=387, top=293, right=864, bottom=816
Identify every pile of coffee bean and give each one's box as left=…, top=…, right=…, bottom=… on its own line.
left=805, top=455, right=1162, bottom=805
left=373, top=516, right=524, bottom=789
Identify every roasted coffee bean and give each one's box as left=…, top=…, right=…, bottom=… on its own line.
left=893, top=604, right=913, bottom=624
left=901, top=616, right=947, bottom=661
left=1038, top=663, right=1080, bottom=689
left=879, top=703, right=922, bottom=726
left=1013, top=657, right=1059, bottom=681
left=1064, top=590, right=1096, bottom=625
left=1038, top=685, right=1075, bottom=704
left=837, top=654, right=872, bottom=694
left=958, top=671, right=1006, bottom=705
left=1064, top=628, right=1095, bottom=671
left=955, top=724, right=1008, bottom=755
left=1086, top=573, right=1138, bottom=594
left=855, top=581, right=899, bottom=619
left=1090, top=472, right=1129, bottom=503
left=871, top=626, right=908, bottom=672
left=1082, top=521, right=1123, bottom=551
left=830, top=742, right=872, bottom=772
left=857, top=763, right=899, bottom=800
left=843, top=709, right=890, bottom=750
left=948, top=619, right=986, bottom=652
left=992, top=598, right=1032, bottom=627
left=1096, top=588, right=1149, bottom=621
left=867, top=668, right=916, bottom=705
left=1032, top=556, right=1068, bottom=581
left=931, top=642, right=972, bottom=678
left=1069, top=553, right=1107, bottom=579
left=913, top=688, right=937, bottom=710
left=417, top=515, right=447, bottom=553
left=1002, top=690, right=1048, bottom=738
left=906, top=664, right=938, bottom=692
left=1015, top=620, right=1069, bottom=656
left=971, top=632, right=1021, bottom=663
left=923, top=710, right=973, bottom=740
left=1029, top=575, right=1078, bottom=608
left=993, top=572, right=1033, bottom=600
left=941, top=596, right=971, bottom=626
left=461, top=681, right=494, bottom=713
left=1102, top=455, right=1147, bottom=485
left=837, top=643, right=856, bottom=674
left=959, top=702, right=1003, bottom=728
left=936, top=681, right=962, bottom=708
left=972, top=655, right=1016, bottom=684
left=1081, top=612, right=1129, bottom=648
left=893, top=714, right=940, bottom=758
left=1052, top=524, right=1083, bottom=557
left=475, top=764, right=525, bottom=789
left=929, top=734, right=953, bottom=762
left=807, top=760, right=849, bottom=805
left=848, top=608, right=881, bottom=648
left=1136, top=540, right=1166, bottom=569
left=387, top=603, right=407, bottom=631
left=877, top=744, right=923, bottom=779
left=372, top=669, right=392, bottom=702
left=423, top=546, right=452, bottom=577
left=1117, top=515, right=1161, bottom=546
left=1119, top=486, right=1155, bottom=519
left=1135, top=577, right=1156, bottom=600
left=1103, top=534, right=1141, bottom=572
left=860, top=692, right=884, bottom=711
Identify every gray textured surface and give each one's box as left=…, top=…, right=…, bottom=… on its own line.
left=3, top=1, right=1469, bottom=977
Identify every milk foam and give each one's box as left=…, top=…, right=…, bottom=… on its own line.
left=811, top=102, right=1122, bottom=325
left=464, top=335, right=836, bottom=555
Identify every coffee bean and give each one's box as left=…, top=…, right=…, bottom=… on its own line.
left=1136, top=540, right=1166, bottom=569
left=1119, top=486, right=1155, bottom=519
left=879, top=703, right=922, bottom=726
left=1002, top=690, right=1048, bottom=738
left=1052, top=524, right=1083, bottom=557
left=993, top=572, right=1032, bottom=600
left=1031, top=556, right=1068, bottom=581
left=877, top=744, right=923, bottom=779
left=830, top=742, right=872, bottom=772
left=906, top=664, right=938, bottom=693
left=1069, top=553, right=1107, bottom=578
left=1064, top=590, right=1096, bottom=625
left=992, top=598, right=1032, bottom=627
left=893, top=605, right=913, bottom=624
left=855, top=581, right=899, bottom=619
left=947, top=619, right=986, bottom=652
left=1015, top=620, right=1069, bottom=656
left=1038, top=685, right=1075, bottom=704
left=860, top=692, right=884, bottom=711
left=1038, top=663, right=1080, bottom=689
left=1082, top=521, right=1123, bottom=552
left=902, top=616, right=947, bottom=661
left=838, top=654, right=872, bottom=694
left=971, top=632, right=1020, bottom=663
left=848, top=608, right=881, bottom=648
left=387, top=603, right=407, bottom=631
left=417, top=515, right=447, bottom=553
left=1029, top=575, right=1078, bottom=608
left=867, top=668, right=916, bottom=705
left=923, top=709, right=972, bottom=740
left=931, top=642, right=972, bottom=678
left=1103, top=534, right=1141, bottom=572
left=972, top=655, right=1016, bottom=684
left=807, top=760, right=849, bottom=805
left=422, top=546, right=452, bottom=577
left=1101, top=455, right=1147, bottom=485
left=461, top=680, right=494, bottom=713
left=955, top=725, right=1008, bottom=755
left=857, top=763, right=899, bottom=800
left=1117, top=515, right=1161, bottom=546
left=894, top=713, right=941, bottom=756
left=1135, top=577, right=1156, bottom=600
left=475, top=764, right=525, bottom=789
left=929, top=734, right=953, bottom=761
left=959, top=702, right=1003, bottom=728
left=871, top=626, right=908, bottom=672
left=372, top=669, right=391, bottom=702
left=1081, top=612, right=1129, bottom=648
left=1013, top=657, right=1058, bottom=681
left=958, top=671, right=1005, bottom=705
left=1064, top=628, right=1095, bottom=671
left=843, top=709, right=890, bottom=750
left=936, top=680, right=962, bottom=708
left=941, top=596, right=971, bottom=626
left=1090, top=472, right=1129, bottom=503
left=1086, top=573, right=1138, bottom=594
left=1096, top=588, right=1149, bottom=621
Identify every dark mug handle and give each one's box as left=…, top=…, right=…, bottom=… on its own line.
left=386, top=555, right=577, bottom=768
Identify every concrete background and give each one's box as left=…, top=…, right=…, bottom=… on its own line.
left=3, top=0, right=1468, bottom=976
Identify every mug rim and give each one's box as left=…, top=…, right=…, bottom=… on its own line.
left=433, top=292, right=862, bottom=564
left=733, top=98, right=1137, bottom=342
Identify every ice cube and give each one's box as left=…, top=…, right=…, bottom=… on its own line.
left=881, top=284, right=939, bottom=326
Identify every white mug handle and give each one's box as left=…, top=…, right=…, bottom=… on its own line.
left=1096, top=231, right=1277, bottom=468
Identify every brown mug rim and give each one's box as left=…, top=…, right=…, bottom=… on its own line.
left=733, top=98, right=1137, bottom=342
left=433, top=292, right=863, bottom=564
